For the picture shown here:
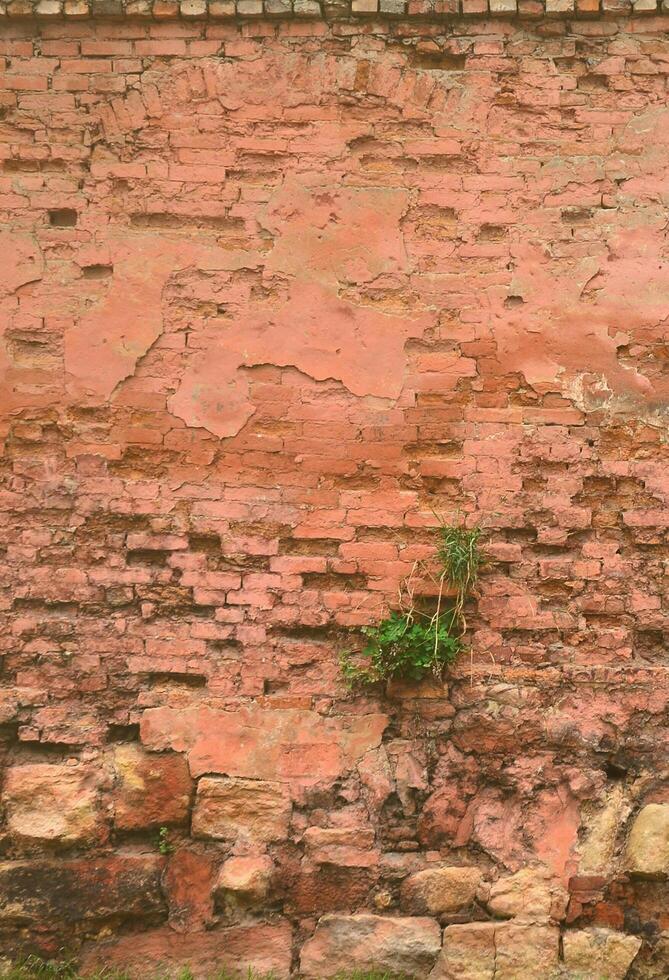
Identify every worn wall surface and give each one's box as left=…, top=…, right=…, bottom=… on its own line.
left=1, top=4, right=669, bottom=977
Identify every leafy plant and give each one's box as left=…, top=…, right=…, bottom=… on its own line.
left=341, top=519, right=484, bottom=687
left=157, top=826, right=173, bottom=856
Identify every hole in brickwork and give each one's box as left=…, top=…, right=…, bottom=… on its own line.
left=106, top=723, right=140, bottom=743
left=301, top=573, right=367, bottom=590
left=188, top=534, right=221, bottom=554
left=478, top=223, right=507, bottom=241
left=130, top=212, right=244, bottom=232
left=264, top=678, right=288, bottom=694
left=48, top=209, right=77, bottom=227
left=603, top=759, right=629, bottom=781
left=410, top=51, right=467, bottom=71
left=12, top=598, right=79, bottom=614
left=148, top=672, right=207, bottom=688
left=280, top=538, right=339, bottom=556
left=82, top=264, right=113, bottom=280
left=561, top=207, right=593, bottom=223
left=272, top=625, right=342, bottom=641
left=126, top=549, right=170, bottom=567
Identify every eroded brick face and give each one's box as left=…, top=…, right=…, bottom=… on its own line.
left=1, top=9, right=669, bottom=977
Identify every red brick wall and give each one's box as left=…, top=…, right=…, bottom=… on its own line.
left=1, top=7, right=669, bottom=976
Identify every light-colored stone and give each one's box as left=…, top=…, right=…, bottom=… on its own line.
left=401, top=866, right=482, bottom=915
left=484, top=867, right=568, bottom=920
left=625, top=803, right=669, bottom=876
left=300, top=914, right=441, bottom=978
left=302, top=826, right=379, bottom=867
left=192, top=776, right=291, bottom=843
left=563, top=927, right=642, bottom=980
left=431, top=921, right=559, bottom=980
left=3, top=763, right=105, bottom=846
left=578, top=784, right=631, bottom=874
left=214, top=855, right=273, bottom=907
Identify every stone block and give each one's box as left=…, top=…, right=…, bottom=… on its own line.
left=140, top=705, right=387, bottom=783
left=214, top=855, right=273, bottom=907
left=625, top=804, right=669, bottom=876
left=302, top=826, right=379, bottom=867
left=3, top=763, right=106, bottom=847
left=81, top=922, right=292, bottom=978
left=484, top=867, right=568, bottom=920
left=563, top=927, right=642, bottom=979
left=401, top=865, right=482, bottom=915
left=191, top=776, right=291, bottom=843
left=0, top=855, right=165, bottom=926
left=432, top=921, right=559, bottom=979
left=300, top=913, right=441, bottom=977
left=112, top=744, right=192, bottom=830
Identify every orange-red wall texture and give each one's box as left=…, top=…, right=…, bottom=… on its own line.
left=1, top=2, right=669, bottom=976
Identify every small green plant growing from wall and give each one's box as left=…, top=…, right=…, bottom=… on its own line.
left=156, top=826, right=173, bottom=856
left=340, top=520, right=483, bottom=687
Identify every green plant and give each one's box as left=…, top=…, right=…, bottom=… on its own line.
left=157, top=825, right=173, bottom=856
left=340, top=520, right=484, bottom=687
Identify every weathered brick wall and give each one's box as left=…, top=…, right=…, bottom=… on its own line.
left=1, top=4, right=669, bottom=976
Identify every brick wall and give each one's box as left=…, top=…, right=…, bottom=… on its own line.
left=1, top=6, right=669, bottom=976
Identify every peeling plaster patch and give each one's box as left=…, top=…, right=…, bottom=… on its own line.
left=64, top=239, right=180, bottom=404
left=64, top=236, right=262, bottom=405
left=167, top=182, right=432, bottom=439
left=262, top=181, right=411, bottom=285
left=491, top=227, right=669, bottom=412
left=0, top=233, right=44, bottom=419
left=0, top=233, right=44, bottom=297
left=168, top=281, right=432, bottom=438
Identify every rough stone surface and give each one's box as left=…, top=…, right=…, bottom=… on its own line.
left=0, top=6, right=668, bottom=973
left=0, top=855, right=165, bottom=926
left=563, top=927, right=642, bottom=980
left=484, top=867, right=568, bottom=921
left=81, top=922, right=292, bottom=979
left=214, top=855, right=273, bottom=908
left=300, top=914, right=442, bottom=978
left=431, top=921, right=559, bottom=979
left=2, top=763, right=105, bottom=847
left=401, top=865, right=482, bottom=914
left=625, top=805, right=669, bottom=877
left=191, top=777, right=292, bottom=844
left=111, top=744, right=192, bottom=830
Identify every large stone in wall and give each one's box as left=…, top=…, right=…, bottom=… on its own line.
left=111, top=744, right=193, bottom=830
left=2, top=763, right=106, bottom=847
left=163, top=845, right=219, bottom=932
left=430, top=921, right=559, bottom=979
left=577, top=785, right=631, bottom=875
left=140, top=705, right=388, bottom=784
left=400, top=866, right=482, bottom=915
left=191, top=776, right=291, bottom=843
left=301, top=827, right=379, bottom=868
left=625, top=804, right=669, bottom=876
left=80, top=922, right=292, bottom=979
left=483, top=867, right=568, bottom=920
left=214, top=855, right=273, bottom=910
left=0, top=854, right=165, bottom=925
left=300, top=913, right=441, bottom=978
left=562, top=928, right=642, bottom=979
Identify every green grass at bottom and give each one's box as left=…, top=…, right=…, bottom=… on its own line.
left=0, top=961, right=406, bottom=980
